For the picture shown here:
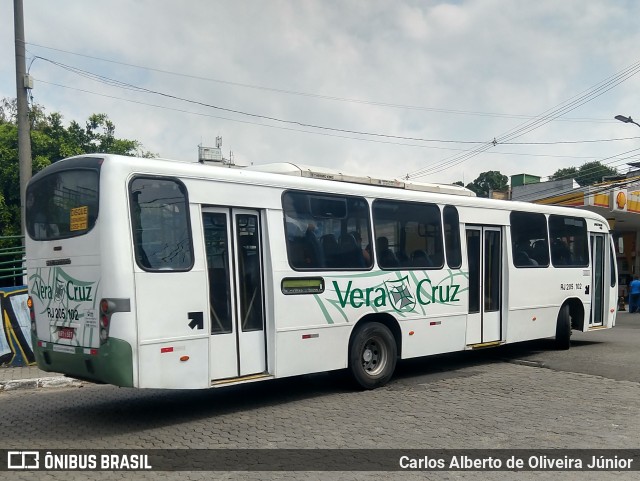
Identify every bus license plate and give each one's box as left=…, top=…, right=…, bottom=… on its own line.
left=58, top=327, right=75, bottom=340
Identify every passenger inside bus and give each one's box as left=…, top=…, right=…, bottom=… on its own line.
left=513, top=236, right=538, bottom=266
left=377, top=236, right=399, bottom=268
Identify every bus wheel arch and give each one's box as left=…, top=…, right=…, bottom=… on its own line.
left=555, top=298, right=584, bottom=350
left=348, top=314, right=401, bottom=389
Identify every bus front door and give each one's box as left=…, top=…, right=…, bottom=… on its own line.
left=465, top=226, right=502, bottom=346
left=589, top=233, right=606, bottom=328
left=202, top=207, right=267, bottom=381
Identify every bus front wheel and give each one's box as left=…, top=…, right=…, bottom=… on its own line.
left=555, top=305, right=572, bottom=350
left=349, top=322, right=397, bottom=389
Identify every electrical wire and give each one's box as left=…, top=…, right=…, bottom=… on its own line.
left=24, top=42, right=620, bottom=124
left=33, top=78, right=633, bottom=161
left=508, top=146, right=640, bottom=204
left=406, top=60, right=640, bottom=179
left=28, top=54, right=640, bottom=192
left=31, top=56, right=640, bottom=149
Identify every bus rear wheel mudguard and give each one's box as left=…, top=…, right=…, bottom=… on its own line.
left=555, top=304, right=572, bottom=350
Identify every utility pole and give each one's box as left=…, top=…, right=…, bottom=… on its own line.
left=14, top=0, right=32, bottom=237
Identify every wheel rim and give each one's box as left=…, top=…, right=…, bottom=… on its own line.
left=361, top=335, right=388, bottom=376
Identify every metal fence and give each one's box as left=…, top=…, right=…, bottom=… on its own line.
left=0, top=235, right=25, bottom=287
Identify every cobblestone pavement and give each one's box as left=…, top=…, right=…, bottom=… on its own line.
left=1, top=356, right=639, bottom=481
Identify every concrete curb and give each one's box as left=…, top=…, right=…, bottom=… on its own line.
left=0, top=377, right=84, bottom=392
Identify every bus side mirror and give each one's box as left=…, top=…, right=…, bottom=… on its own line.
left=618, top=237, right=624, bottom=254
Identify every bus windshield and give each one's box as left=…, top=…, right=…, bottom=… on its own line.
left=26, top=168, right=99, bottom=241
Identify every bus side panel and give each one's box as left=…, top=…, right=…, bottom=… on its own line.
left=400, top=314, right=468, bottom=359
left=504, top=308, right=558, bottom=343
left=275, top=326, right=351, bottom=377
left=138, top=338, right=209, bottom=389
left=133, top=205, right=210, bottom=389
left=99, top=163, right=140, bottom=386
left=504, top=221, right=592, bottom=342
left=134, top=270, right=210, bottom=389
left=506, top=267, right=568, bottom=343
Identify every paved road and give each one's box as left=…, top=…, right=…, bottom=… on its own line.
left=1, top=313, right=639, bottom=481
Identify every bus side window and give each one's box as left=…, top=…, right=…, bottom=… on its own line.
left=373, top=199, right=443, bottom=270
left=510, top=211, right=549, bottom=268
left=443, top=205, right=462, bottom=269
left=548, top=215, right=588, bottom=268
left=282, top=191, right=371, bottom=270
left=129, top=177, right=194, bottom=271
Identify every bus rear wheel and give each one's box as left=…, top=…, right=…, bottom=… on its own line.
left=349, top=322, right=397, bottom=389
left=554, top=305, right=572, bottom=350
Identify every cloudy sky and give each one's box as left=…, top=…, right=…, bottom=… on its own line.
left=2, top=0, right=640, bottom=185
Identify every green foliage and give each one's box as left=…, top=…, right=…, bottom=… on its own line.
left=548, top=166, right=578, bottom=182
left=549, top=161, right=618, bottom=187
left=0, top=98, right=155, bottom=236
left=465, top=171, right=508, bottom=198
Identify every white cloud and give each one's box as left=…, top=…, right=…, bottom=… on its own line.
left=1, top=0, right=640, bottom=185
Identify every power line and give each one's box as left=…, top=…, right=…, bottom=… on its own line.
left=406, top=59, right=640, bottom=179
left=36, top=78, right=615, bottom=161
left=29, top=54, right=640, bottom=190
left=32, top=56, right=494, bottom=145
left=31, top=56, right=640, bottom=150
left=528, top=173, right=640, bottom=207
left=508, top=146, right=640, bottom=203
left=25, top=42, right=619, bottom=124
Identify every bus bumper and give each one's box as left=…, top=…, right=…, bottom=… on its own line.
left=32, top=335, right=134, bottom=388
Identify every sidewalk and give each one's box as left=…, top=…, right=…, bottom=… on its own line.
left=0, top=365, right=83, bottom=391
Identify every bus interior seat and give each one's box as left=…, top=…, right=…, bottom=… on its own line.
left=515, top=250, right=538, bottom=266
left=339, top=233, right=365, bottom=267
left=304, top=229, right=324, bottom=268
left=531, top=241, right=548, bottom=265
left=321, top=234, right=339, bottom=268
left=411, top=249, right=431, bottom=267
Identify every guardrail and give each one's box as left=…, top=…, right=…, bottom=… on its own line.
left=0, top=235, right=25, bottom=286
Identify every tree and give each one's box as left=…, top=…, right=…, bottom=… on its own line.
left=452, top=181, right=465, bottom=187
left=549, top=161, right=618, bottom=187
left=465, top=171, right=508, bottom=198
left=0, top=98, right=155, bottom=238
left=548, top=166, right=578, bottom=182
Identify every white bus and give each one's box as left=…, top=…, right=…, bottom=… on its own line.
left=25, top=154, right=617, bottom=389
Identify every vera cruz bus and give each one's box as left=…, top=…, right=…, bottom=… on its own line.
left=25, top=154, right=617, bottom=389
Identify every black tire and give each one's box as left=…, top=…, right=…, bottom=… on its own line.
left=348, top=322, right=397, bottom=389
left=555, top=305, right=572, bottom=350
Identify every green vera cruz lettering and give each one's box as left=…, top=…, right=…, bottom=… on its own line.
left=416, top=278, right=432, bottom=305
left=333, top=280, right=352, bottom=308
left=371, top=287, right=386, bottom=307
left=450, top=284, right=460, bottom=302
left=350, top=288, right=364, bottom=308
left=333, top=280, right=387, bottom=308
left=416, top=279, right=459, bottom=305
left=333, top=278, right=458, bottom=310
left=66, top=281, right=93, bottom=302
left=31, top=279, right=52, bottom=301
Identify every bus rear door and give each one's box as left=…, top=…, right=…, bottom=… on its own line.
left=202, top=207, right=267, bottom=382
left=465, top=226, right=503, bottom=346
